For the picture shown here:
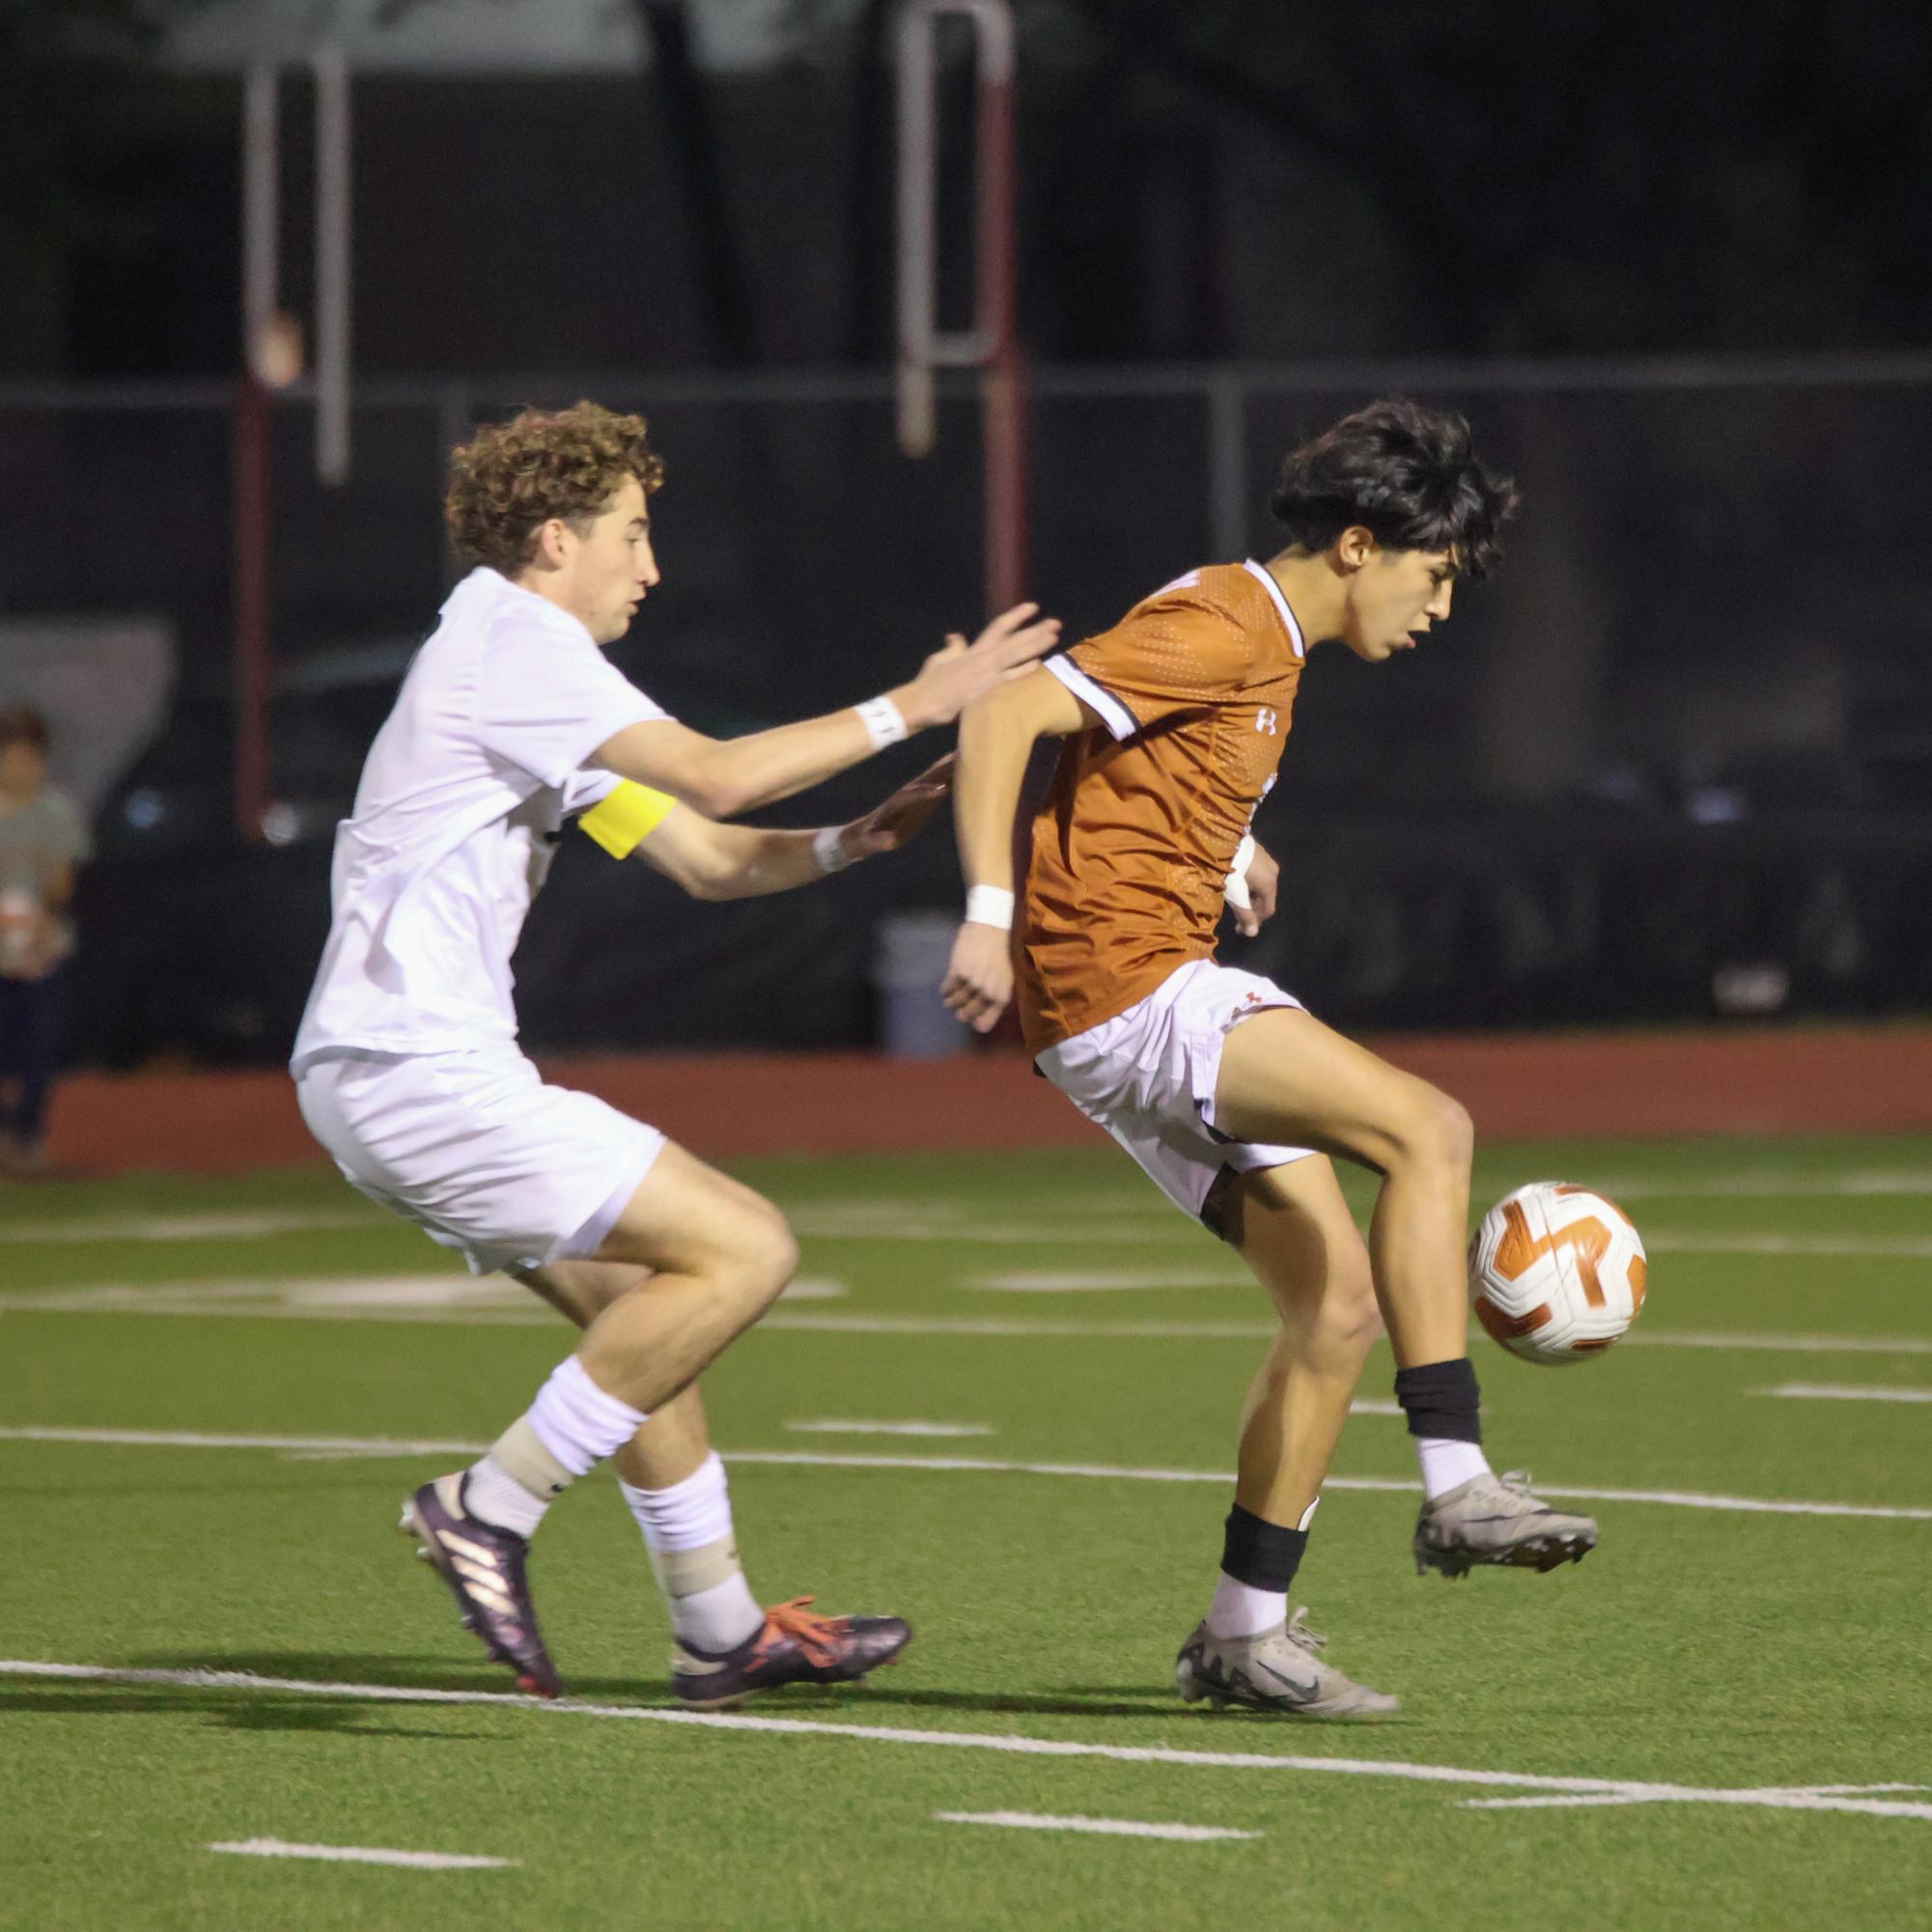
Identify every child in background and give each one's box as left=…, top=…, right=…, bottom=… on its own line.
left=0, top=707, right=92, bottom=1174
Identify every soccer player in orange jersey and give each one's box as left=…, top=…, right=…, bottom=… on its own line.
left=942, top=400, right=1596, bottom=1718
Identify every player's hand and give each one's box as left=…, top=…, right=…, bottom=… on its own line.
left=835, top=754, right=955, bottom=862
left=1229, top=840, right=1280, bottom=938
left=941, top=918, right=1013, bottom=1033
left=895, top=604, right=1062, bottom=730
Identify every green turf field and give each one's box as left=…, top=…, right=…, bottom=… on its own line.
left=3, top=1134, right=1929, bottom=1930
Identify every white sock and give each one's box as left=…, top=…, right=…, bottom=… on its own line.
left=1205, top=1573, right=1286, bottom=1640
left=666, top=1572, right=766, bottom=1656
left=620, top=1453, right=764, bottom=1655
left=463, top=1357, right=648, bottom=1537
left=529, top=1357, right=650, bottom=1472
left=463, top=1453, right=549, bottom=1537
left=1416, top=1436, right=1492, bottom=1501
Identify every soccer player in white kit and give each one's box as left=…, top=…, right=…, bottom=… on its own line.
left=292, top=402, right=1058, bottom=1702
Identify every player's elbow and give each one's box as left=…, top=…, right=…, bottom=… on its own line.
left=675, top=853, right=740, bottom=901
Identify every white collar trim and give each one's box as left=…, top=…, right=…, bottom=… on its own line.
left=1242, top=559, right=1305, bottom=658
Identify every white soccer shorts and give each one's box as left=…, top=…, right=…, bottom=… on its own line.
left=1036, top=957, right=1315, bottom=1237
left=295, top=1048, right=666, bottom=1275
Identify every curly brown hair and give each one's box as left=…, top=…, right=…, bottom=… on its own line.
left=445, top=401, right=665, bottom=576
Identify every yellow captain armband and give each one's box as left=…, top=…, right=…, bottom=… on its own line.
left=579, top=780, right=679, bottom=858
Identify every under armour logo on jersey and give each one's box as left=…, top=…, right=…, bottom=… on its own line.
left=1256, top=708, right=1279, bottom=736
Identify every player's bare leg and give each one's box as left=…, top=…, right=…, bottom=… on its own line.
left=1175, top=1157, right=1396, bottom=1718
left=1212, top=1009, right=1597, bottom=1575
left=1225, top=1159, right=1385, bottom=1526
left=400, top=1146, right=789, bottom=1696
left=506, top=1211, right=910, bottom=1704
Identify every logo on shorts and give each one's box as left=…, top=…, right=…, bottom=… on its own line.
left=1256, top=709, right=1279, bottom=736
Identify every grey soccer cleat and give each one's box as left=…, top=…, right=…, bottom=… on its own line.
left=1413, top=1469, right=1598, bottom=1579
left=1175, top=1609, right=1401, bottom=1720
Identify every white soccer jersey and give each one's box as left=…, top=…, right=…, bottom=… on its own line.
left=291, top=567, right=667, bottom=1072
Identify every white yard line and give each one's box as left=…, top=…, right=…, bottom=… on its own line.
left=1761, top=1384, right=1932, bottom=1405
left=1642, top=1231, right=1932, bottom=1260
left=969, top=1271, right=1248, bottom=1293
left=8, top=1277, right=1932, bottom=1359
left=1627, top=1330, right=1932, bottom=1356
left=0, top=1425, right=485, bottom=1457
left=789, top=1218, right=1181, bottom=1245
left=784, top=1419, right=994, bottom=1438
left=779, top=1277, right=849, bottom=1301
left=5, top=1661, right=1925, bottom=1825
left=207, top=1838, right=516, bottom=1869
left=1600, top=1172, right=1932, bottom=1202
left=971, top=1236, right=1932, bottom=1288
left=1463, top=1781, right=1929, bottom=1816
left=2, top=1426, right=1924, bottom=1522
left=3, top=1282, right=1931, bottom=1359
left=0, top=1211, right=380, bottom=1245
left=786, top=1219, right=1932, bottom=1259
left=935, top=1810, right=1259, bottom=1842
left=769, top=1316, right=1932, bottom=1358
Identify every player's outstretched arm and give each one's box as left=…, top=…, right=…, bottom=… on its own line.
left=623, top=757, right=954, bottom=902
left=941, top=666, right=1091, bottom=1034
left=590, top=604, right=1059, bottom=819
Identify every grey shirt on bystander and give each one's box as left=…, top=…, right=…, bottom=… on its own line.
left=0, top=787, right=92, bottom=980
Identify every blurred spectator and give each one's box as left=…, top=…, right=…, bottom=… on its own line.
left=0, top=707, right=92, bottom=1174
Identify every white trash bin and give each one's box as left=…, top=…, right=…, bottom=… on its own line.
left=872, top=911, right=971, bottom=1058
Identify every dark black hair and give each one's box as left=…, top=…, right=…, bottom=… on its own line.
left=1269, top=398, right=1519, bottom=579
left=0, top=705, right=49, bottom=754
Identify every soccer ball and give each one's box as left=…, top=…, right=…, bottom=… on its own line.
left=1469, top=1181, right=1647, bottom=1365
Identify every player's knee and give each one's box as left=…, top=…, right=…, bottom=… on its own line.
left=1394, top=1086, right=1473, bottom=1176
left=717, top=1199, right=798, bottom=1310
left=1320, top=1251, right=1383, bottom=1359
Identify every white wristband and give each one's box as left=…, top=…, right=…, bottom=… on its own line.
left=855, top=694, right=909, bottom=750
left=965, top=884, right=1015, bottom=931
left=1224, top=832, right=1257, bottom=912
left=812, top=825, right=854, bottom=874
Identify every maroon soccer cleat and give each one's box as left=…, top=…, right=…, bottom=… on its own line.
left=398, top=1473, right=564, bottom=1699
left=671, top=1596, right=911, bottom=1710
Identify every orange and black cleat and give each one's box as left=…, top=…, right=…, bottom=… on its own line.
left=671, top=1597, right=911, bottom=1710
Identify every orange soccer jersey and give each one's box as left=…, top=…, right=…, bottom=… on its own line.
left=1018, top=560, right=1306, bottom=1054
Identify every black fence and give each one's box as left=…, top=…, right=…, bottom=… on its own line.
left=8, top=362, right=1932, bottom=1063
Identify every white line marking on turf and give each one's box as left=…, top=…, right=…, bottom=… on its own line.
left=1464, top=1780, right=1929, bottom=1815
left=1602, top=1171, right=1932, bottom=1201
left=969, top=1271, right=1247, bottom=1293
left=5, top=1662, right=1925, bottom=1826
left=207, top=1838, right=516, bottom=1870
left=779, top=1277, right=848, bottom=1301
left=784, top=1419, right=994, bottom=1438
left=935, top=1810, right=1259, bottom=1842
left=720, top=1452, right=1932, bottom=1522
left=3, top=1427, right=1925, bottom=1522
left=761, top=1317, right=1932, bottom=1358
left=0, top=1426, right=484, bottom=1457
left=0, top=1211, right=380, bottom=1245
left=1643, top=1230, right=1932, bottom=1260
left=11, top=1281, right=1932, bottom=1359
left=1626, top=1331, right=1932, bottom=1356
left=788, top=1216, right=1178, bottom=1245
left=1762, top=1384, right=1932, bottom=1405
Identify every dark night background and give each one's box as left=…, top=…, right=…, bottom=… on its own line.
left=5, top=0, right=1932, bottom=1065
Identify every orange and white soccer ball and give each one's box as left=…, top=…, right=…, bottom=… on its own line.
left=1469, top=1181, right=1648, bottom=1365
